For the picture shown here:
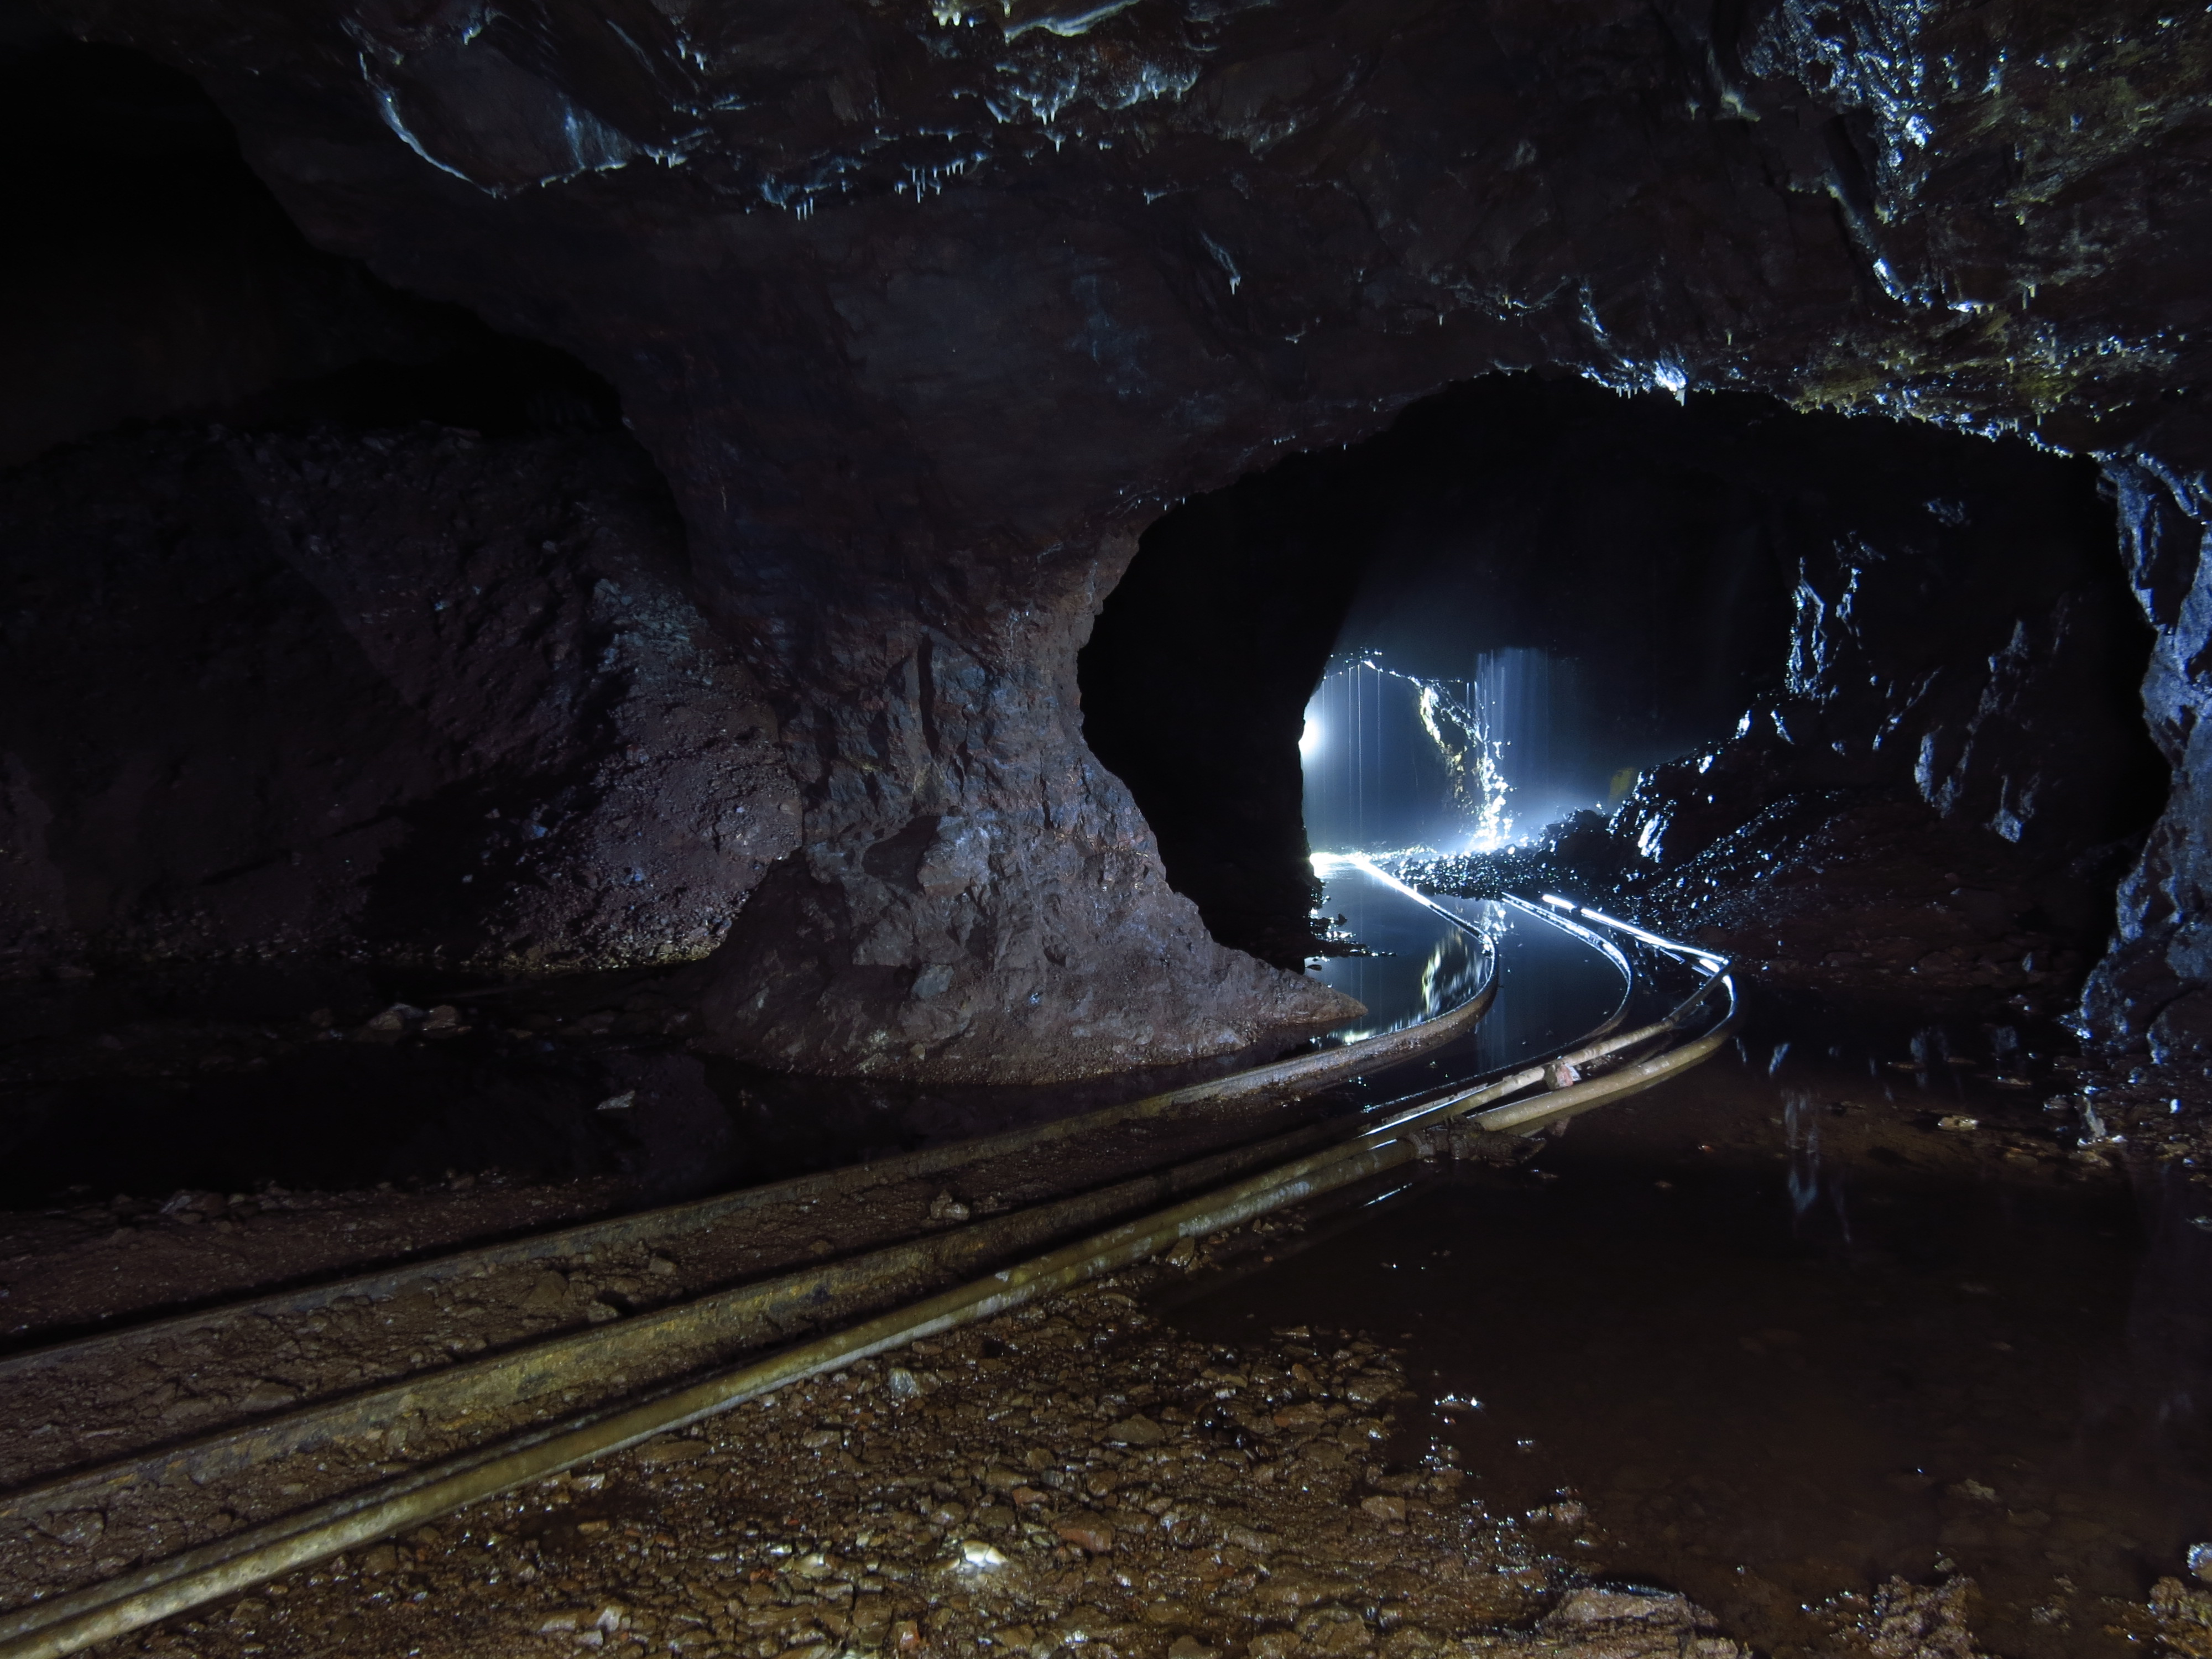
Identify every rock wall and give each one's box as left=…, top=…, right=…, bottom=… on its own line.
left=31, top=0, right=2212, bottom=1067
left=0, top=423, right=797, bottom=973
left=2084, top=415, right=2212, bottom=1061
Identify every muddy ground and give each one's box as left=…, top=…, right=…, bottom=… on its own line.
left=4, top=967, right=2211, bottom=1659
left=50, top=1237, right=1994, bottom=1659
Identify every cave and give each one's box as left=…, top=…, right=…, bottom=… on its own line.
left=1081, top=374, right=2168, bottom=975
left=6, top=6, right=2212, bottom=1657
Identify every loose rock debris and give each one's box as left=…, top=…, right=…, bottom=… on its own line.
left=67, top=1246, right=1749, bottom=1659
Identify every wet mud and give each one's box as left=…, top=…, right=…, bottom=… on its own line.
left=1167, top=997, right=2212, bottom=1658
left=3, top=908, right=2207, bottom=1658
left=25, top=1247, right=1746, bottom=1659
left=0, top=959, right=1332, bottom=1220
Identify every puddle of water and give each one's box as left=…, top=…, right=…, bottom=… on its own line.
left=1308, top=857, right=1495, bottom=1042
left=1306, top=858, right=1630, bottom=1078
left=1167, top=1018, right=2212, bottom=1658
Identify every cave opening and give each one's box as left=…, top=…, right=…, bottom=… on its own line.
left=1082, top=373, right=2170, bottom=994
left=1087, top=379, right=2205, bottom=1656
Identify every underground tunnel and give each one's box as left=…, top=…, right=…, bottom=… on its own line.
left=4, top=8, right=2212, bottom=1659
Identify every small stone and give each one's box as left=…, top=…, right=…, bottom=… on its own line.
left=1260, top=1572, right=1342, bottom=1607
left=886, top=1367, right=921, bottom=1400
left=1359, top=1495, right=1407, bottom=1522
left=635, top=1436, right=708, bottom=1464
left=1546, top=1588, right=1698, bottom=1629
left=929, top=1192, right=972, bottom=1223
left=2189, top=1542, right=2212, bottom=1583
left=522, top=1271, right=570, bottom=1311
left=238, top=1379, right=298, bottom=1410
left=595, top=1091, right=637, bottom=1112
left=1056, top=1514, right=1115, bottom=1553
left=1104, top=1414, right=1166, bottom=1446
left=1168, top=1638, right=1220, bottom=1659
left=35, top=1510, right=105, bottom=1547
left=648, top=1255, right=677, bottom=1275
left=1937, top=1114, right=1979, bottom=1131
left=959, top=1540, right=1008, bottom=1570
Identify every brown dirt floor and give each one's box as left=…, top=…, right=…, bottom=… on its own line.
left=58, top=1236, right=2000, bottom=1659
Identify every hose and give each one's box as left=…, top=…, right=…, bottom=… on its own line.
left=0, top=949, right=1730, bottom=1659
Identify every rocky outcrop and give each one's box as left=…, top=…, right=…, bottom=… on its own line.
left=690, top=568, right=1360, bottom=1079
left=2084, top=416, right=2212, bottom=1061
left=0, top=422, right=797, bottom=973
left=29, top=0, right=2212, bottom=1066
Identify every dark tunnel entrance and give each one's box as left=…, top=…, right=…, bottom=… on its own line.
left=1078, top=374, right=2171, bottom=977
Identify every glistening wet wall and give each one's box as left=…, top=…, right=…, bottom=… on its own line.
left=1081, top=376, right=2163, bottom=965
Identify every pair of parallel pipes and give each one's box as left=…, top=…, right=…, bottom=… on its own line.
left=0, top=899, right=1732, bottom=1659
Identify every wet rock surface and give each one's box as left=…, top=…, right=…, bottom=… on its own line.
left=1409, top=785, right=2112, bottom=1009
left=22, top=0, right=2212, bottom=1065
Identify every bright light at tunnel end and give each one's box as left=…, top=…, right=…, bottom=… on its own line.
left=1299, top=716, right=1323, bottom=757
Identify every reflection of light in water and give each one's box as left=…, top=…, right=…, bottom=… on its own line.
left=1307, top=853, right=1495, bottom=1042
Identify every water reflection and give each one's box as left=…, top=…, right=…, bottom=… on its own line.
left=1307, top=854, right=1494, bottom=1043
left=1167, top=1029, right=2211, bottom=1659
left=1306, top=854, right=1632, bottom=1083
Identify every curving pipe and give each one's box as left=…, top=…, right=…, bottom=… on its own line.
left=0, top=914, right=1723, bottom=1659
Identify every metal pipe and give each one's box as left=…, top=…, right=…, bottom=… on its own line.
left=0, top=963, right=1731, bottom=1659
left=0, top=968, right=1498, bottom=1386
